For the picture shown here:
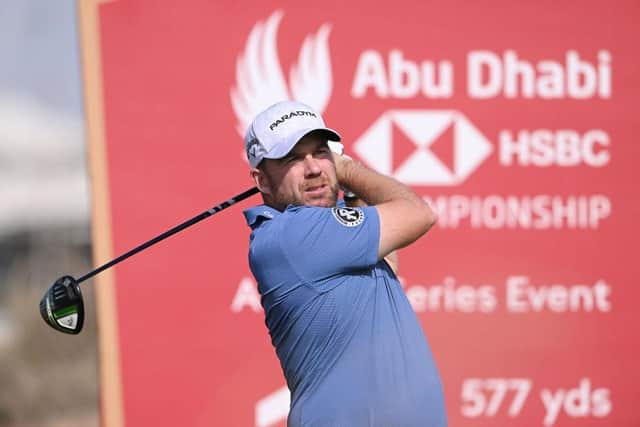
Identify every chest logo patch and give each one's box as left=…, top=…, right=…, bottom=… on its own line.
left=332, top=207, right=364, bottom=227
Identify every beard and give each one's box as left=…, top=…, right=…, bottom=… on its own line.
left=301, top=180, right=340, bottom=207
left=270, top=178, right=339, bottom=210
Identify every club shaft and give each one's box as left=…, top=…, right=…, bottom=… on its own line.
left=76, top=187, right=259, bottom=284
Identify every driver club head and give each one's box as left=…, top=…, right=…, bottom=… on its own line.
left=39, top=275, right=85, bottom=334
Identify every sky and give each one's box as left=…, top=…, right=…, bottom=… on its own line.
left=0, top=0, right=88, bottom=238
left=0, top=0, right=82, bottom=113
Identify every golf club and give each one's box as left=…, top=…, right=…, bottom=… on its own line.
left=39, top=186, right=259, bottom=334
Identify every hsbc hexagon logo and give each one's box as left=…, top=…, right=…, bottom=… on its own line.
left=353, top=110, right=493, bottom=186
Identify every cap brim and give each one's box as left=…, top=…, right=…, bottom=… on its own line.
left=263, top=127, right=341, bottom=161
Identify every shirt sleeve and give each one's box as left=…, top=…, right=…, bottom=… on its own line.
left=277, top=205, right=380, bottom=282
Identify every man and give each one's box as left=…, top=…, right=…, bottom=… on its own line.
left=243, top=100, right=446, bottom=426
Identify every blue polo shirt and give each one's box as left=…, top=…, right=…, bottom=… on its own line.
left=244, top=203, right=446, bottom=427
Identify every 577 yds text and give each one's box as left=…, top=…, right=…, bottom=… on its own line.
left=461, top=377, right=611, bottom=426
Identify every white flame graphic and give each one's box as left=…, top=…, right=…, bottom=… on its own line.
left=230, top=10, right=334, bottom=136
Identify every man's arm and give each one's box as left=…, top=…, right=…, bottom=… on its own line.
left=344, top=193, right=400, bottom=274
left=335, top=155, right=437, bottom=260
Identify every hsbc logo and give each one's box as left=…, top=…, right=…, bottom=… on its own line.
left=354, top=110, right=493, bottom=186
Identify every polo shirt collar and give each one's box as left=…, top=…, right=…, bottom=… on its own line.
left=243, top=205, right=281, bottom=228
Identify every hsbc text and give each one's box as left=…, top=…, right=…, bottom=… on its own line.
left=424, top=195, right=611, bottom=229
left=499, top=129, right=609, bottom=167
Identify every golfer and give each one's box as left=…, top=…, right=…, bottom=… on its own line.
left=243, top=101, right=446, bottom=426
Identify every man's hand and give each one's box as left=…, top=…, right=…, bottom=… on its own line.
left=331, top=144, right=358, bottom=198
left=332, top=149, right=352, bottom=182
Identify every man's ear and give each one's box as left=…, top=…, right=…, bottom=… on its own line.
left=250, top=168, right=271, bottom=195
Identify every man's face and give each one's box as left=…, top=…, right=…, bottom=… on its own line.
left=253, top=133, right=339, bottom=210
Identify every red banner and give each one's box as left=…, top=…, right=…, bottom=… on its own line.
left=83, top=1, right=640, bottom=425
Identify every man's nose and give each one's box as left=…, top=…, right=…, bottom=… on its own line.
left=303, top=155, right=321, bottom=176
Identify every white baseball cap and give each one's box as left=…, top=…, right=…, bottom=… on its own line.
left=244, top=100, right=341, bottom=168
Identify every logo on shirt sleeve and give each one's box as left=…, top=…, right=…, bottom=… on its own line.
left=331, top=207, right=365, bottom=227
